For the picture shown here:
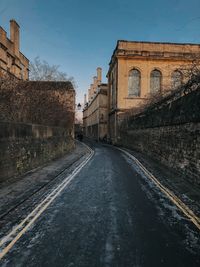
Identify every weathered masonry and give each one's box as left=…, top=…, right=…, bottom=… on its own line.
left=0, top=20, right=29, bottom=80
left=83, top=68, right=108, bottom=140
left=118, top=87, right=200, bottom=186
left=0, top=81, right=75, bottom=182
left=107, top=40, right=200, bottom=142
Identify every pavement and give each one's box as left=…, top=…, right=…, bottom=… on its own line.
left=0, top=140, right=200, bottom=267
left=0, top=141, right=89, bottom=219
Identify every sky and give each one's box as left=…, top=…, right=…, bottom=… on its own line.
left=1, top=0, right=200, bottom=103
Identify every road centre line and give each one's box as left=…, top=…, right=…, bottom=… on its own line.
left=118, top=147, right=200, bottom=231
left=0, top=144, right=94, bottom=261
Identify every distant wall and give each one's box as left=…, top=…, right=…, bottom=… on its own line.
left=118, top=89, right=200, bottom=185
left=0, top=122, right=74, bottom=182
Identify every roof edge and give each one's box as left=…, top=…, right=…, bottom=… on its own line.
left=117, top=39, right=200, bottom=46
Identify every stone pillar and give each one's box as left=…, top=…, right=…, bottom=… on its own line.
left=97, top=67, right=102, bottom=85
left=10, top=20, right=20, bottom=57
left=88, top=88, right=91, bottom=101
left=93, top=76, right=97, bottom=93
left=90, top=84, right=94, bottom=99
left=0, top=27, right=7, bottom=43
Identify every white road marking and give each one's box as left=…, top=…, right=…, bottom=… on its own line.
left=117, top=147, right=200, bottom=231
left=0, top=143, right=94, bottom=260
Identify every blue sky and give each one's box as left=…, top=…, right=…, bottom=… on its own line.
left=1, top=0, right=200, bottom=103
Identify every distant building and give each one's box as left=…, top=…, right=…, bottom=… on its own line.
left=83, top=68, right=108, bottom=140
left=0, top=20, right=29, bottom=80
left=107, top=40, right=200, bottom=142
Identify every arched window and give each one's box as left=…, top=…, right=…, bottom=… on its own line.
left=150, top=69, right=162, bottom=94
left=172, top=70, right=182, bottom=89
left=128, top=69, right=141, bottom=97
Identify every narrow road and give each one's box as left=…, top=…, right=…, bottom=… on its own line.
left=1, top=142, right=200, bottom=267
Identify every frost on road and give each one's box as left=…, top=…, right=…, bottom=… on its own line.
left=0, top=143, right=200, bottom=267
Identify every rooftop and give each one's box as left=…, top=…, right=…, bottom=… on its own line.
left=117, top=40, right=200, bottom=47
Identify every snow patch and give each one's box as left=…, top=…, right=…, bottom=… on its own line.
left=122, top=153, right=200, bottom=253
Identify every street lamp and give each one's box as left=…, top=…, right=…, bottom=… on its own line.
left=76, top=103, right=82, bottom=110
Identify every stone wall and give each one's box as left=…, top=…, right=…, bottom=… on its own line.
left=0, top=80, right=75, bottom=129
left=0, top=80, right=75, bottom=182
left=0, top=122, right=74, bottom=182
left=118, top=89, right=200, bottom=185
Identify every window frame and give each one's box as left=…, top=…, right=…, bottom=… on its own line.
left=171, top=70, right=183, bottom=89
left=128, top=68, right=141, bottom=97
left=150, top=69, right=162, bottom=94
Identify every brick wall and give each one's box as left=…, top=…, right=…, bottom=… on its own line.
left=0, top=122, right=74, bottom=182
left=118, top=89, right=200, bottom=185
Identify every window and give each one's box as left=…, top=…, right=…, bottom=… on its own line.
left=172, top=70, right=182, bottom=89
left=150, top=69, right=162, bottom=93
left=128, top=69, right=141, bottom=97
left=20, top=63, right=24, bottom=80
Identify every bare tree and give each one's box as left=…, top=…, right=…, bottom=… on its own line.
left=177, top=58, right=200, bottom=92
left=29, top=56, right=75, bottom=85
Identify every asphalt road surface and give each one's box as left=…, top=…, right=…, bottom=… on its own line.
left=1, top=142, right=200, bottom=267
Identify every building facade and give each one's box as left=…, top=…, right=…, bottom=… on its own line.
left=107, top=40, right=200, bottom=142
left=83, top=68, right=108, bottom=140
left=0, top=20, right=29, bottom=80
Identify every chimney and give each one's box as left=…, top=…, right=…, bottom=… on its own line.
left=97, top=67, right=102, bottom=84
left=10, top=20, right=20, bottom=56
left=84, top=94, right=87, bottom=105
left=88, top=88, right=91, bottom=101
left=93, top=76, right=97, bottom=93
left=0, top=27, right=7, bottom=44
left=90, top=83, right=94, bottom=96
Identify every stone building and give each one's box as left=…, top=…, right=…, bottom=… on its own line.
left=0, top=20, right=29, bottom=80
left=83, top=68, right=108, bottom=140
left=107, top=40, right=200, bottom=142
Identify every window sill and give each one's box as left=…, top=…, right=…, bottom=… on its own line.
left=124, top=96, right=146, bottom=99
